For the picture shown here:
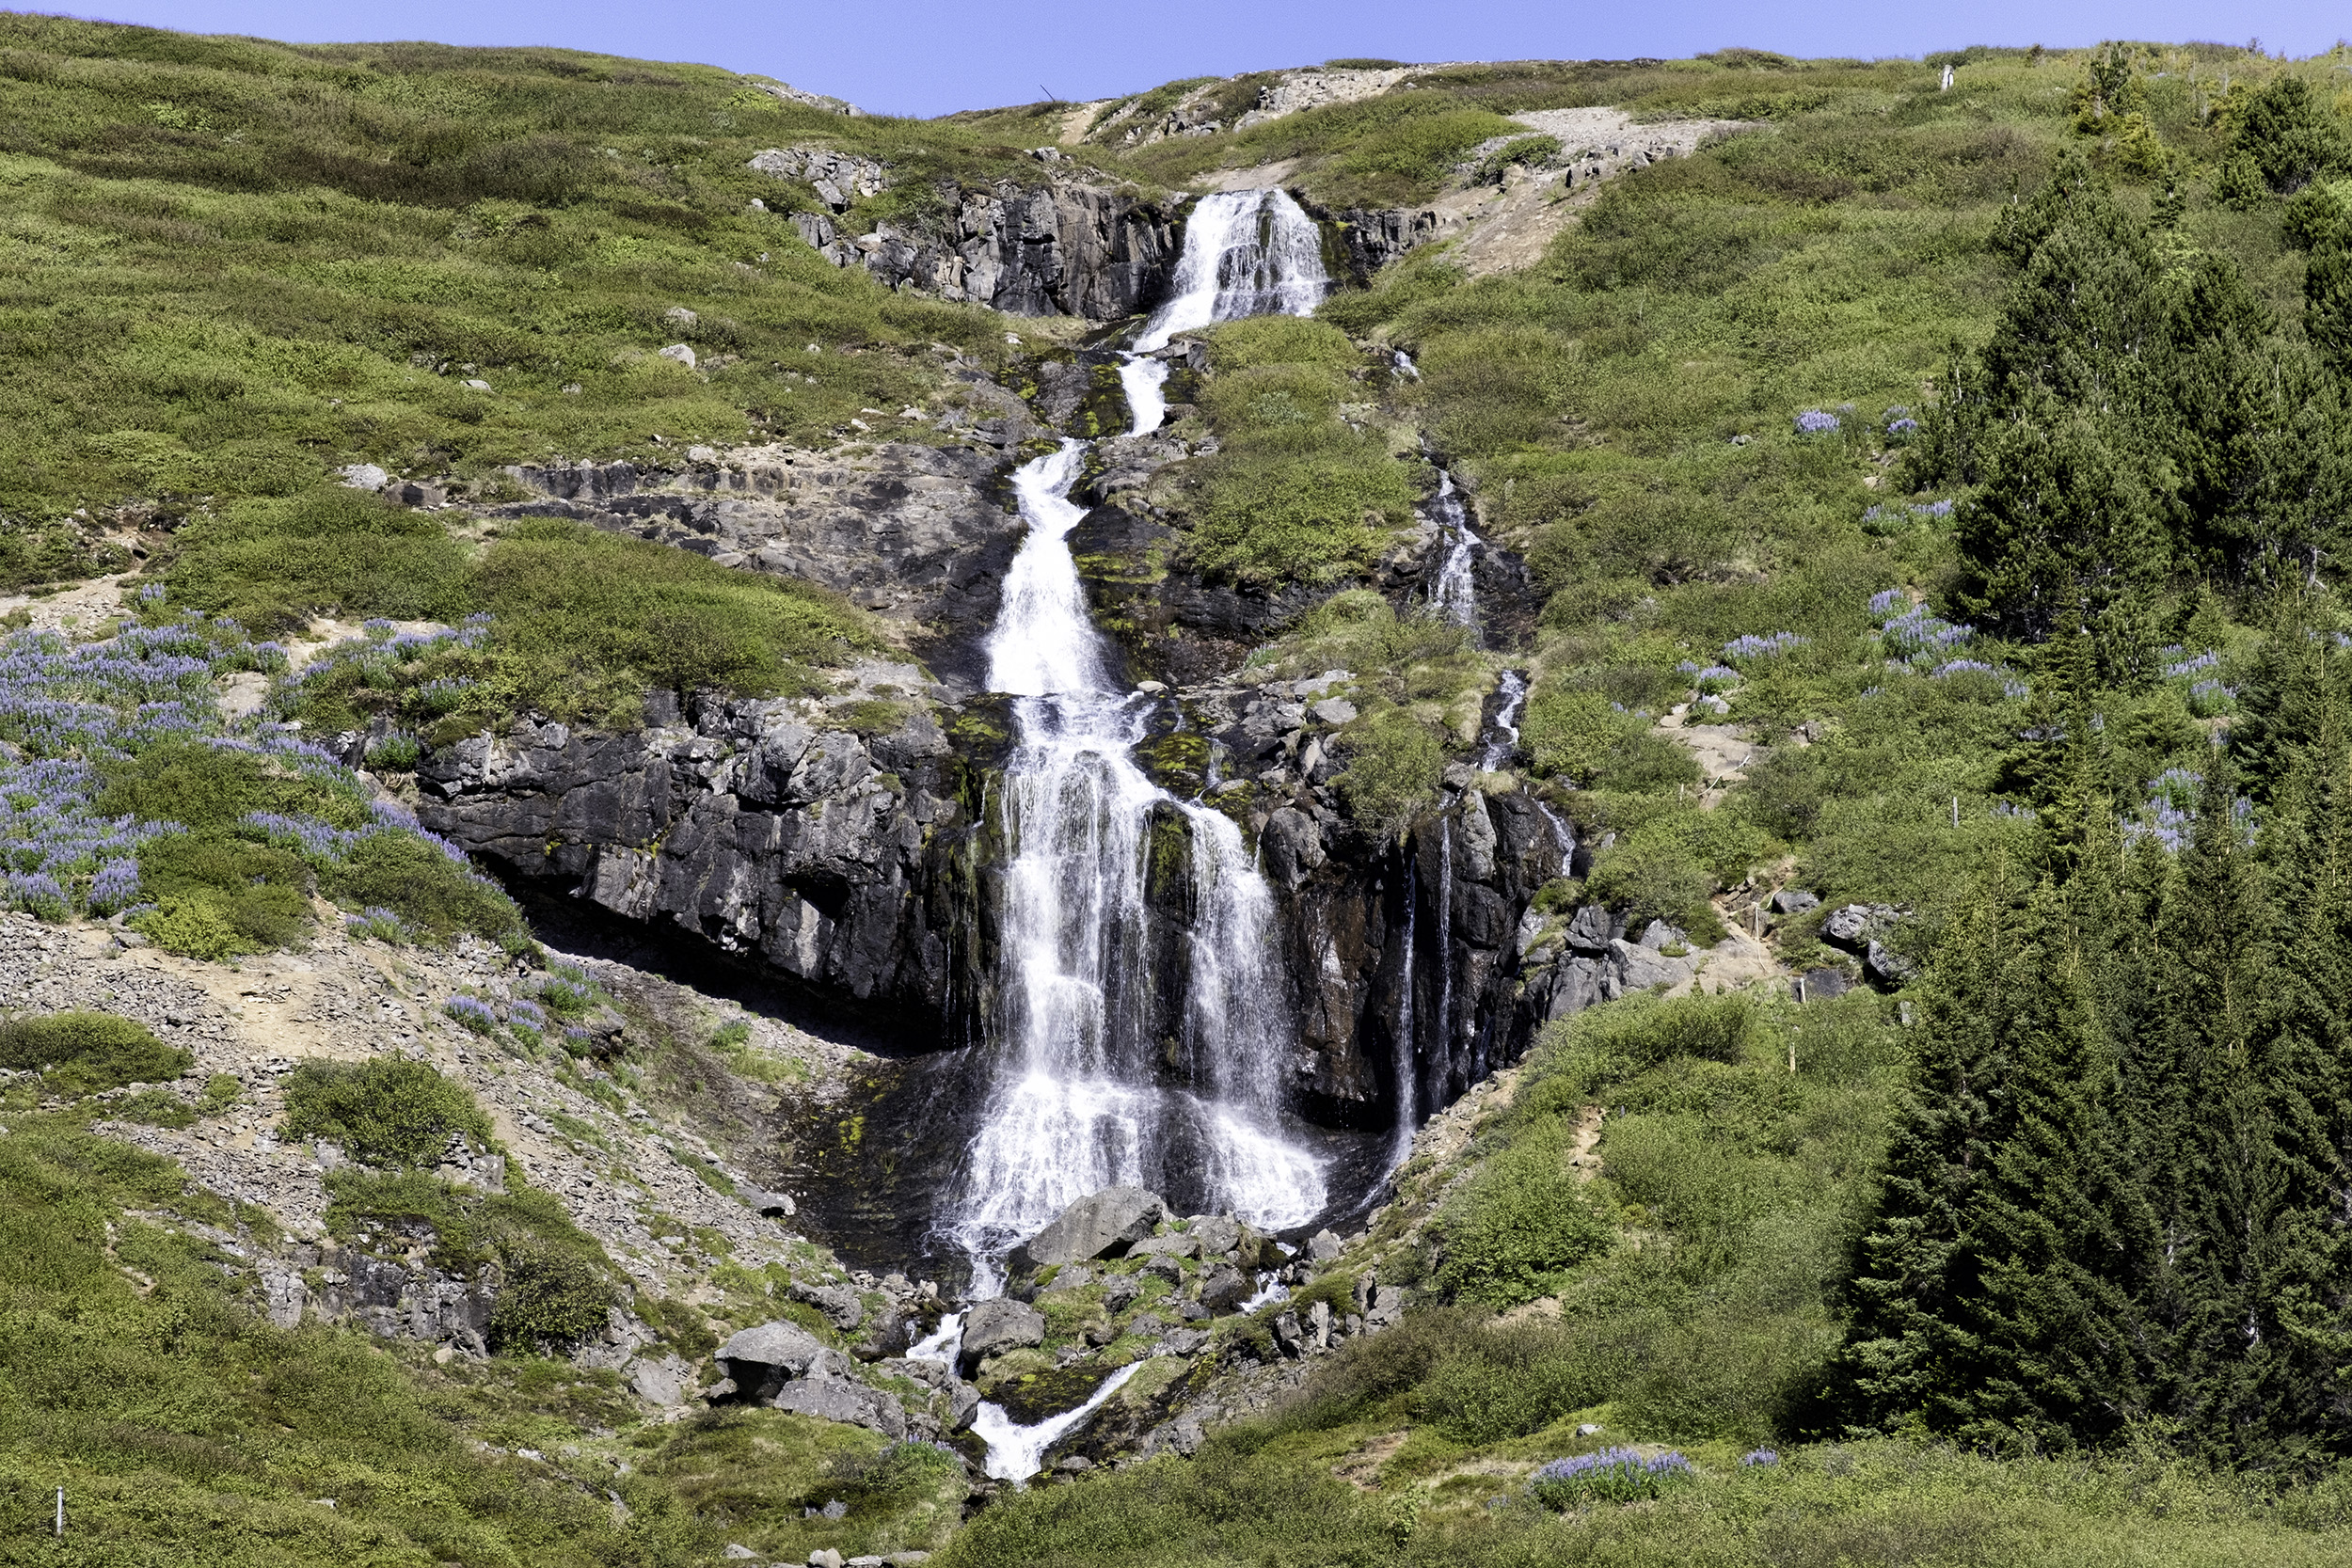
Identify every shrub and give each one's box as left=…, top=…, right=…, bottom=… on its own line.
left=135, top=832, right=315, bottom=952
left=488, top=1233, right=612, bottom=1353
left=1434, top=1119, right=1616, bottom=1307
left=0, top=1010, right=190, bottom=1095
left=1336, top=709, right=1444, bottom=835
left=1526, top=993, right=1758, bottom=1105
left=444, top=995, right=497, bottom=1035
left=1528, top=1447, right=1697, bottom=1509
left=281, top=1057, right=493, bottom=1167
left=129, top=895, right=247, bottom=961
left=321, top=831, right=524, bottom=947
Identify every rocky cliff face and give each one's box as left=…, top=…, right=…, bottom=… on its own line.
left=415, top=675, right=984, bottom=1049
left=776, top=163, right=1184, bottom=322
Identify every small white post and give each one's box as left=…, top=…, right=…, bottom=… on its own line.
left=56, top=1487, right=63, bottom=1538
left=1952, top=795, right=1960, bottom=828
left=1941, top=64, right=1954, bottom=91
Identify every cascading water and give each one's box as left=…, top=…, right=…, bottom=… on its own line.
left=1427, top=470, right=1482, bottom=629
left=1133, top=188, right=1327, bottom=351
left=1388, top=851, right=1419, bottom=1168
left=946, top=194, right=1334, bottom=1293
left=1482, top=671, right=1528, bottom=769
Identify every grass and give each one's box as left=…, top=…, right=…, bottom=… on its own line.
left=0, top=13, right=1065, bottom=530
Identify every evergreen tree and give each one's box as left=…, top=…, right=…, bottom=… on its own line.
left=2310, top=230, right=2352, bottom=378
left=2228, top=75, right=2350, bottom=197
left=1826, top=888, right=2019, bottom=1436
left=1950, top=398, right=2170, bottom=655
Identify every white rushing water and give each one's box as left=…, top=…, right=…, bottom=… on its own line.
left=1133, top=188, right=1327, bottom=352
left=1482, top=671, right=1528, bottom=770
left=1426, top=470, right=1482, bottom=628
left=970, top=1363, right=1147, bottom=1481
left=939, top=188, right=1339, bottom=1477
left=948, top=441, right=1325, bottom=1290
left=1117, top=355, right=1168, bottom=437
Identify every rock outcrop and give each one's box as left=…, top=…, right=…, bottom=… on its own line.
left=764, top=164, right=1184, bottom=321
left=416, top=685, right=980, bottom=1048
left=1010, top=1186, right=1168, bottom=1271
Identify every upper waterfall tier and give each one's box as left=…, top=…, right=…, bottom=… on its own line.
left=1133, top=188, right=1328, bottom=352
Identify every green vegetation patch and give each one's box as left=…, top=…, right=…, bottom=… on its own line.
left=281, top=1056, right=494, bottom=1167
left=0, top=1009, right=190, bottom=1096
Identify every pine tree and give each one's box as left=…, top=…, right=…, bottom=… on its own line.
left=1825, top=886, right=2018, bottom=1436
left=2310, top=230, right=2352, bottom=379
left=2136, top=749, right=2286, bottom=1458
left=2241, top=667, right=2352, bottom=1465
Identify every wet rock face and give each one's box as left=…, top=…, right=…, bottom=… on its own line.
left=416, top=689, right=981, bottom=1049
left=1267, top=785, right=1576, bottom=1124
left=779, top=176, right=1184, bottom=321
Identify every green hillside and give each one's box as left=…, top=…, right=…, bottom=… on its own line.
left=8, top=17, right=2352, bottom=1565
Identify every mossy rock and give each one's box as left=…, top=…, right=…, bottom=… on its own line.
left=1135, top=731, right=1210, bottom=798
left=979, top=1353, right=1133, bottom=1426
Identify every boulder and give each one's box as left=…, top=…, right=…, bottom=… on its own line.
left=1564, top=904, right=1620, bottom=953
left=1800, top=967, right=1851, bottom=1003
left=1635, top=920, right=1688, bottom=952
left=628, top=1353, right=692, bottom=1406
left=1128, top=1231, right=1200, bottom=1260
left=1198, top=1264, right=1252, bottom=1313
left=1771, top=887, right=1820, bottom=915
left=1823, top=903, right=1899, bottom=949
left=958, top=1297, right=1046, bottom=1370
left=1009, top=1186, right=1167, bottom=1271
left=1867, top=940, right=1919, bottom=985
left=1607, top=937, right=1691, bottom=992
left=773, top=1377, right=907, bottom=1438
left=1306, top=1228, right=1343, bottom=1263
left=1186, top=1214, right=1243, bottom=1258
left=718, top=1320, right=828, bottom=1386
left=793, top=1282, right=866, bottom=1332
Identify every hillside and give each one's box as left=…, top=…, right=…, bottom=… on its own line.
left=6, top=16, right=2352, bottom=1567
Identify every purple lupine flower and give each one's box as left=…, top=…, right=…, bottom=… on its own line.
left=444, top=995, right=498, bottom=1034
left=1933, top=658, right=1998, bottom=679
left=509, top=999, right=548, bottom=1032
left=1723, top=631, right=1809, bottom=662
left=1868, top=588, right=1910, bottom=620
left=1794, top=409, right=1840, bottom=435
left=1740, top=1449, right=1780, bottom=1466
left=2188, top=679, right=2235, bottom=716
left=1528, top=1447, right=1698, bottom=1508
left=2165, top=650, right=2221, bottom=679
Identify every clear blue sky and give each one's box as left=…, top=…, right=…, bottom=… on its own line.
left=55, top=0, right=2352, bottom=117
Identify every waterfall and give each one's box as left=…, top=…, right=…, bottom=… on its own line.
left=1482, top=671, right=1528, bottom=769
left=1133, top=189, right=1327, bottom=352
left=1427, top=470, right=1482, bottom=628
left=947, top=440, right=1324, bottom=1290
left=1389, top=852, right=1418, bottom=1168
left=1434, top=819, right=1454, bottom=1099
left=1118, top=356, right=1168, bottom=437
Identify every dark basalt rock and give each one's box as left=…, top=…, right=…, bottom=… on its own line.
left=416, top=690, right=987, bottom=1051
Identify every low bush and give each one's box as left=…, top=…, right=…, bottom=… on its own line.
left=280, top=1057, right=493, bottom=1167
left=1336, top=708, right=1445, bottom=834
left=321, top=831, right=525, bottom=947
left=1434, top=1118, right=1615, bottom=1307
left=0, top=1010, right=190, bottom=1095
left=135, top=832, right=316, bottom=953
